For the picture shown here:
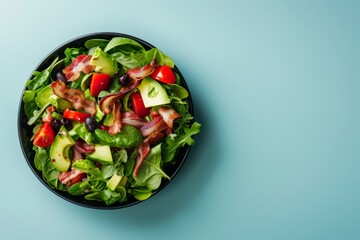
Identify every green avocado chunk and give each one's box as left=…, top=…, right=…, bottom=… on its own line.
left=50, top=126, right=75, bottom=172
left=138, top=77, right=170, bottom=108
left=89, top=47, right=117, bottom=76
left=85, top=144, right=113, bottom=164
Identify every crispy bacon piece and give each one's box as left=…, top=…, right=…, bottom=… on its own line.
left=140, top=116, right=168, bottom=137
left=62, top=55, right=95, bottom=81
left=158, top=107, right=181, bottom=128
left=72, top=146, right=83, bottom=161
left=144, top=131, right=165, bottom=145
left=73, top=139, right=95, bottom=154
left=99, top=60, right=158, bottom=115
left=109, top=101, right=122, bottom=134
left=121, top=112, right=147, bottom=128
left=42, top=106, right=56, bottom=123
left=127, top=60, right=158, bottom=81
left=133, top=142, right=150, bottom=177
left=58, top=168, right=86, bottom=186
left=51, top=80, right=96, bottom=115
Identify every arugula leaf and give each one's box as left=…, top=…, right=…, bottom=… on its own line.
left=27, top=102, right=50, bottom=125
left=94, top=126, right=143, bottom=148
left=162, top=122, right=201, bottom=162
left=133, top=144, right=170, bottom=190
left=26, top=57, right=59, bottom=91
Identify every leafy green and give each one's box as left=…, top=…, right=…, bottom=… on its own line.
left=72, top=159, right=102, bottom=177
left=85, top=189, right=122, bottom=206
left=104, top=37, right=145, bottom=53
left=64, top=48, right=85, bottom=66
left=133, top=189, right=152, bottom=201
left=146, top=48, right=174, bottom=68
left=23, top=90, right=38, bottom=119
left=80, top=73, right=94, bottom=91
left=162, top=122, right=201, bottom=162
left=74, top=123, right=94, bottom=144
left=41, top=156, right=66, bottom=191
left=33, top=146, right=49, bottom=171
left=165, top=84, right=189, bottom=99
left=84, top=39, right=109, bottom=50
left=102, top=149, right=128, bottom=179
left=133, top=144, right=170, bottom=190
left=27, top=102, right=50, bottom=125
left=26, top=57, right=58, bottom=91
left=94, top=126, right=143, bottom=148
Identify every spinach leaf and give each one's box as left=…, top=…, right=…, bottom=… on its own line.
left=162, top=122, right=201, bottom=162
left=68, top=182, right=85, bottom=196
left=27, top=102, right=50, bottom=125
left=104, top=37, right=145, bottom=53
left=132, top=188, right=152, bottom=201
left=72, top=159, right=102, bottom=177
left=84, top=39, right=109, bottom=50
left=26, top=57, right=59, bottom=91
left=133, top=144, right=170, bottom=190
left=23, top=90, right=38, bottom=119
left=74, top=123, right=94, bottom=144
left=80, top=73, right=94, bottom=91
left=64, top=48, right=85, bottom=66
left=165, top=84, right=189, bottom=99
left=85, top=189, right=122, bottom=206
left=94, top=126, right=143, bottom=148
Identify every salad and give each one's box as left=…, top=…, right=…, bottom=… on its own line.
left=22, top=36, right=201, bottom=206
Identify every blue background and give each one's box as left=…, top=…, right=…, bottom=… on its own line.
left=1, top=0, right=359, bottom=239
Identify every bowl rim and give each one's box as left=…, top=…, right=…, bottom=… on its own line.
left=18, top=32, right=194, bottom=209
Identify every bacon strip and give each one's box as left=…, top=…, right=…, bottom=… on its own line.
left=58, top=168, right=85, bottom=186
left=127, top=60, right=158, bottom=81
left=158, top=107, right=181, bottom=128
left=42, top=106, right=56, bottom=123
left=72, top=146, right=83, bottom=161
left=62, top=55, right=95, bottom=81
left=99, top=60, right=158, bottom=115
left=73, top=139, right=95, bottom=154
left=121, top=112, right=147, bottom=128
left=51, top=80, right=96, bottom=115
left=140, top=116, right=168, bottom=137
left=133, top=142, right=150, bottom=177
left=109, top=101, right=122, bottom=134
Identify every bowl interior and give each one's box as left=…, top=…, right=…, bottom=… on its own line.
left=18, top=32, right=193, bottom=209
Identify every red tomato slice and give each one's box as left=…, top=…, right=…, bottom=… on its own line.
left=90, top=73, right=111, bottom=97
left=63, top=109, right=89, bottom=122
left=33, top=122, right=55, bottom=148
left=131, top=92, right=150, bottom=118
left=150, top=65, right=176, bottom=84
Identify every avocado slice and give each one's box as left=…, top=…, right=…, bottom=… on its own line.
left=90, top=47, right=117, bottom=76
left=49, top=95, right=73, bottom=110
left=35, top=85, right=53, bottom=108
left=107, top=173, right=122, bottom=191
left=50, top=126, right=75, bottom=172
left=85, top=144, right=113, bottom=164
left=103, top=113, right=115, bottom=127
left=138, top=77, right=170, bottom=108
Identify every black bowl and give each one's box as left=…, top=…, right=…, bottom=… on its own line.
left=18, top=32, right=194, bottom=209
